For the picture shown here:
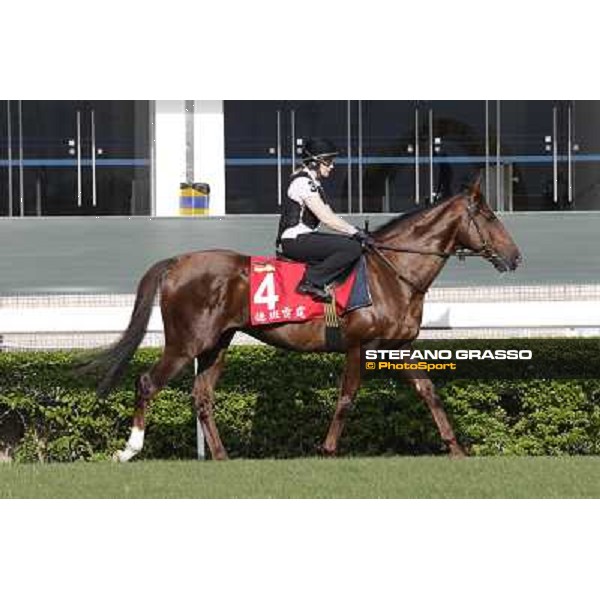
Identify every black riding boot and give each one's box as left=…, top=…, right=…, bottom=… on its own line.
left=296, top=278, right=332, bottom=303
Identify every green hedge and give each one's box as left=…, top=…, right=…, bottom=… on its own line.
left=2, top=342, right=600, bottom=462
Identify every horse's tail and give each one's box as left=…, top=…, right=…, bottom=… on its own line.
left=77, top=257, right=176, bottom=397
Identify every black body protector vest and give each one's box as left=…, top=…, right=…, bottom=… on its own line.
left=276, top=171, right=328, bottom=247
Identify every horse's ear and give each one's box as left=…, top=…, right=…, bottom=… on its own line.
left=471, top=172, right=483, bottom=200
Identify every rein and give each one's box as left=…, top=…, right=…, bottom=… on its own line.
left=367, top=245, right=433, bottom=294
left=372, top=243, right=486, bottom=260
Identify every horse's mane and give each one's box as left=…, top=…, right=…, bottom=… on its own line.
left=373, top=195, right=459, bottom=238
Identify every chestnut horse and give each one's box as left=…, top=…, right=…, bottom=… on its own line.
left=82, top=178, right=521, bottom=461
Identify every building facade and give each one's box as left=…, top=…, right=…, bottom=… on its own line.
left=2, top=100, right=600, bottom=217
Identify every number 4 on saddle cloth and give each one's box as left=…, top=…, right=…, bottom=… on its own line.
left=249, top=256, right=372, bottom=326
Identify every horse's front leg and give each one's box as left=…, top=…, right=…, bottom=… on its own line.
left=401, top=370, right=466, bottom=458
left=321, top=346, right=361, bottom=456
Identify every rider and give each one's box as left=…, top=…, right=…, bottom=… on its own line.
left=276, top=138, right=372, bottom=302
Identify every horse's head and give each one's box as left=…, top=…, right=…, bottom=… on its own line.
left=454, top=176, right=522, bottom=272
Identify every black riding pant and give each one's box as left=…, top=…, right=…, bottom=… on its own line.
left=280, top=232, right=363, bottom=287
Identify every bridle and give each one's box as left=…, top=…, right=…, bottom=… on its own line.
left=367, top=194, right=508, bottom=294
left=462, top=196, right=509, bottom=269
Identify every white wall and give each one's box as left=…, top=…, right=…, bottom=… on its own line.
left=5, top=300, right=600, bottom=335
left=153, top=100, right=226, bottom=217
left=154, top=100, right=186, bottom=217
left=194, top=100, right=226, bottom=216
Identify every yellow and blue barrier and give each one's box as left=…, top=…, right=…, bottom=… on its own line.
left=179, top=182, right=210, bottom=216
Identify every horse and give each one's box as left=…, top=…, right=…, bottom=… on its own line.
left=81, top=177, right=522, bottom=461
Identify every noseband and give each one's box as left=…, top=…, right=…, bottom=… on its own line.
left=462, top=196, right=506, bottom=266
left=368, top=195, right=506, bottom=293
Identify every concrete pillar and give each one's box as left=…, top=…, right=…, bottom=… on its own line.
left=153, top=100, right=226, bottom=216
left=154, top=100, right=186, bottom=217
left=193, top=100, right=226, bottom=216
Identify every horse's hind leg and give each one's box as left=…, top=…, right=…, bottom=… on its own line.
left=402, top=372, right=466, bottom=458
left=321, top=346, right=362, bottom=456
left=192, top=342, right=230, bottom=460
left=114, top=348, right=190, bottom=462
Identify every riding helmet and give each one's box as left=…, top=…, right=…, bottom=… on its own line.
left=301, top=138, right=339, bottom=165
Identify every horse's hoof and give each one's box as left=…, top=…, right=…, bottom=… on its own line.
left=316, top=444, right=337, bottom=458
left=449, top=445, right=467, bottom=459
left=112, top=450, right=128, bottom=463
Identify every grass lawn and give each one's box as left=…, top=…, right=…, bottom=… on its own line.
left=1, top=456, right=600, bottom=498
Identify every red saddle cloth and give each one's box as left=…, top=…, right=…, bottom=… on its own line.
left=249, top=256, right=358, bottom=326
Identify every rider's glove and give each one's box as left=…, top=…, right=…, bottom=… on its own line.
left=352, top=229, right=375, bottom=248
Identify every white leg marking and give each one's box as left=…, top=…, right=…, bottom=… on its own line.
left=114, top=427, right=145, bottom=462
